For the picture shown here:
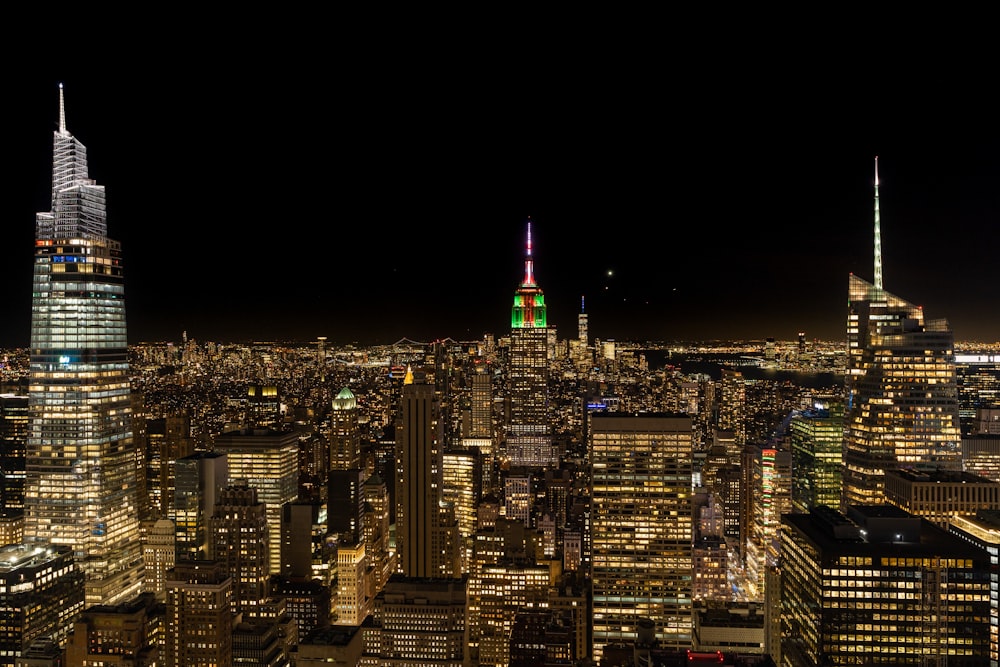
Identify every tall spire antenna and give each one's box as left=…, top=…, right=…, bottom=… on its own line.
left=873, top=155, right=883, bottom=291
left=58, top=82, right=67, bottom=135
left=522, top=217, right=535, bottom=286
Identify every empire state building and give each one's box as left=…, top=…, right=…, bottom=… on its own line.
left=23, top=84, right=144, bottom=605
left=505, top=219, right=556, bottom=467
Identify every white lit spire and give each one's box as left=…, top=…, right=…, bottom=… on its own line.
left=873, top=155, right=883, bottom=291
left=58, top=82, right=68, bottom=135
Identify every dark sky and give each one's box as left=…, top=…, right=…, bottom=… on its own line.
left=4, top=62, right=998, bottom=348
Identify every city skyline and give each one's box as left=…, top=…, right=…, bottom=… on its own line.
left=5, top=77, right=997, bottom=348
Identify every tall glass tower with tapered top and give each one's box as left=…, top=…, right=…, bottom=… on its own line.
left=505, top=219, right=555, bottom=467
left=841, top=157, right=962, bottom=509
left=23, top=84, right=144, bottom=605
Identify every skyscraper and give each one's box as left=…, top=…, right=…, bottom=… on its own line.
left=842, top=157, right=962, bottom=508
left=213, top=427, right=300, bottom=573
left=329, top=387, right=361, bottom=471
left=23, top=84, right=144, bottom=606
left=590, top=412, right=694, bottom=659
left=506, top=220, right=556, bottom=467
left=394, top=368, right=460, bottom=578
left=780, top=505, right=990, bottom=664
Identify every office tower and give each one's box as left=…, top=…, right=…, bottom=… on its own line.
left=213, top=428, right=300, bottom=572
left=142, top=518, right=176, bottom=600
left=714, top=463, right=742, bottom=551
left=361, top=575, right=469, bottom=666
left=330, top=387, right=360, bottom=471
left=172, top=451, right=228, bottom=559
left=0, top=544, right=85, bottom=666
left=717, top=368, right=746, bottom=449
left=332, top=539, right=367, bottom=626
left=442, top=448, right=481, bottom=569
left=328, top=468, right=365, bottom=544
left=23, top=84, right=143, bottom=606
left=780, top=505, right=990, bottom=665
left=578, top=295, right=588, bottom=344
left=0, top=394, right=28, bottom=515
left=883, top=468, right=1000, bottom=528
left=692, top=535, right=728, bottom=603
left=949, top=509, right=1000, bottom=664
left=956, top=352, right=1000, bottom=434
left=466, top=517, right=547, bottom=659
left=363, top=474, right=394, bottom=596
left=477, top=562, right=551, bottom=667
left=246, top=384, right=281, bottom=428
left=144, top=414, right=195, bottom=519
left=502, top=469, right=532, bottom=526
left=394, top=370, right=460, bottom=578
left=789, top=397, right=844, bottom=513
left=842, top=157, right=962, bottom=508
left=208, top=484, right=270, bottom=613
left=590, top=413, right=694, bottom=659
left=164, top=561, right=233, bottom=667
left=328, top=468, right=368, bottom=626
left=743, top=445, right=792, bottom=601
left=462, top=358, right=496, bottom=494
left=963, top=425, right=1000, bottom=482
left=268, top=576, right=331, bottom=640
left=281, top=501, right=320, bottom=580
left=506, top=220, right=556, bottom=468
left=64, top=592, right=161, bottom=667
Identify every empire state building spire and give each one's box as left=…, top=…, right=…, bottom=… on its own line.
left=511, top=218, right=547, bottom=329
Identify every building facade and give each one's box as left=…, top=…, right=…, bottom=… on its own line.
left=842, top=159, right=962, bottom=508
left=590, top=412, right=694, bottom=659
left=781, top=505, right=990, bottom=664
left=23, top=84, right=144, bottom=606
left=506, top=220, right=555, bottom=467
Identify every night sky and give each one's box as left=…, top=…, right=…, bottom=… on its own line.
left=4, top=62, right=997, bottom=348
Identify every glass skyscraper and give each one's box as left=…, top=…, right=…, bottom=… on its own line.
left=841, top=159, right=962, bottom=508
left=23, top=84, right=144, bottom=605
left=590, top=412, right=694, bottom=660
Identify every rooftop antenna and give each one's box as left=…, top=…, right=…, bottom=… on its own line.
left=522, top=217, right=535, bottom=287
left=873, top=155, right=883, bottom=291
left=58, top=82, right=68, bottom=135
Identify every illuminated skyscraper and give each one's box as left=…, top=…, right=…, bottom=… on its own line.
left=0, top=393, right=28, bottom=514
left=780, top=505, right=990, bottom=664
left=165, top=560, right=233, bottom=667
left=329, top=387, right=360, bottom=471
left=506, top=220, right=556, bottom=467
left=208, top=483, right=270, bottom=613
left=842, top=157, right=962, bottom=508
left=23, top=84, right=144, bottom=606
left=213, top=428, right=299, bottom=574
left=789, top=397, right=844, bottom=513
left=590, top=412, right=694, bottom=659
left=394, top=368, right=461, bottom=578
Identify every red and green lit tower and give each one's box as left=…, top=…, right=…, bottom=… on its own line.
left=506, top=219, right=555, bottom=467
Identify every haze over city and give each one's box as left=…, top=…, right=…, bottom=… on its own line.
left=5, top=74, right=997, bottom=348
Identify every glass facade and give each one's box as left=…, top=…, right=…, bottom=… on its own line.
left=781, top=506, right=991, bottom=665
left=23, top=85, right=144, bottom=606
left=590, top=413, right=694, bottom=660
left=842, top=273, right=963, bottom=508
